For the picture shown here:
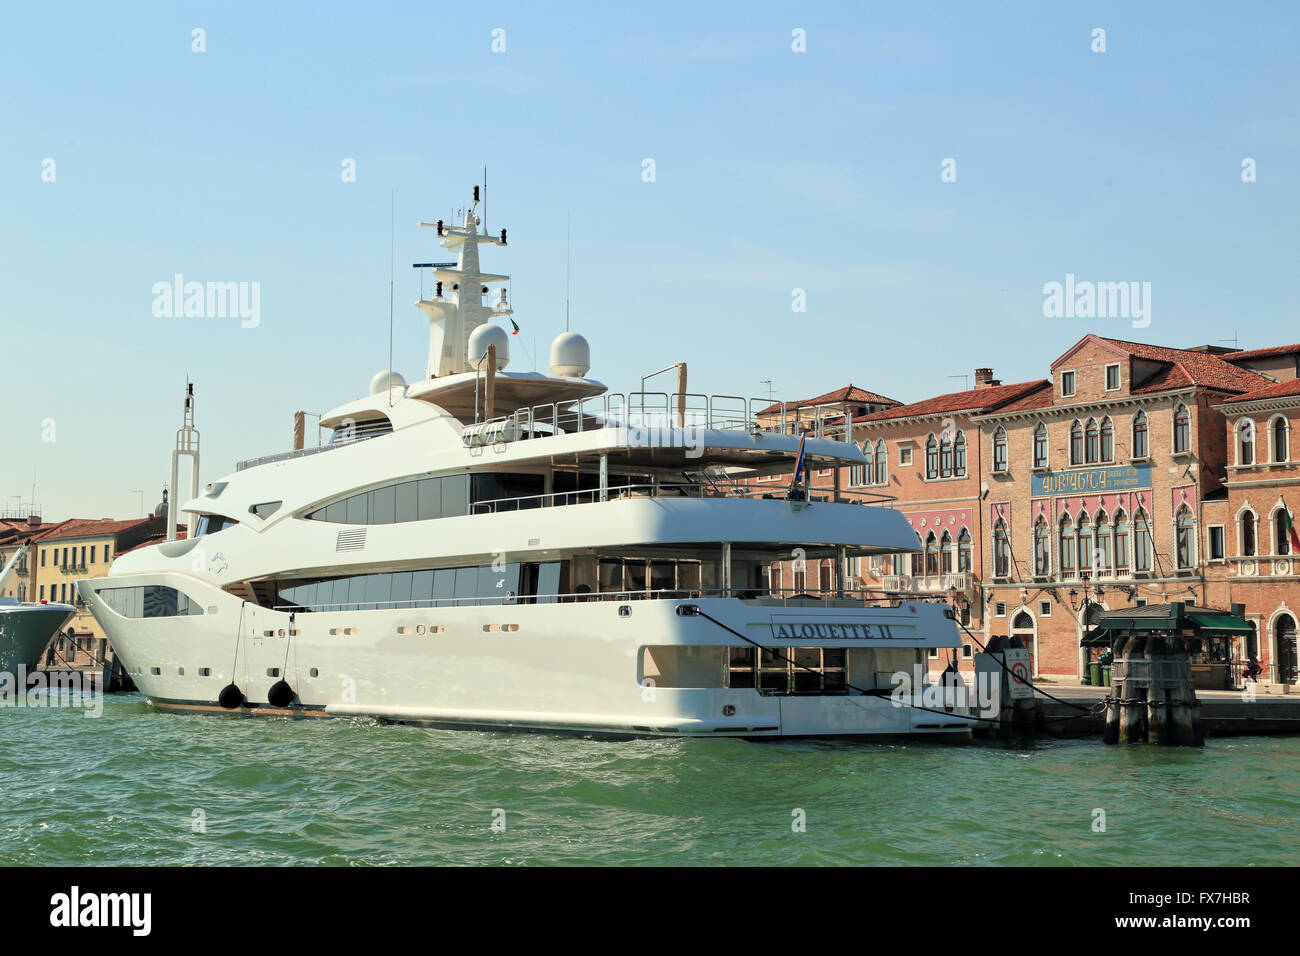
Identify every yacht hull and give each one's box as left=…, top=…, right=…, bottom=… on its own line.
left=0, top=604, right=75, bottom=675
left=82, top=575, right=973, bottom=738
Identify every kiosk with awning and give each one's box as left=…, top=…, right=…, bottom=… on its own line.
left=1082, top=602, right=1252, bottom=691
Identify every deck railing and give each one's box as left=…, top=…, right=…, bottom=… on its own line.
left=469, top=481, right=895, bottom=513
left=272, top=586, right=950, bottom=615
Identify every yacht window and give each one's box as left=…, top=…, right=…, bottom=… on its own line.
left=194, top=514, right=235, bottom=537
left=249, top=501, right=282, bottom=520
left=100, top=585, right=204, bottom=618
left=305, top=474, right=476, bottom=524
left=328, top=418, right=393, bottom=444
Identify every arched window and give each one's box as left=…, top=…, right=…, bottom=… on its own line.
left=924, top=532, right=939, bottom=576
left=1275, top=508, right=1292, bottom=556
left=1033, top=422, right=1048, bottom=468
left=993, top=520, right=1010, bottom=577
left=1176, top=505, right=1196, bottom=568
left=1271, top=415, right=1289, bottom=463
left=1132, top=411, right=1148, bottom=459
left=1240, top=509, right=1257, bottom=557
left=992, top=427, right=1007, bottom=473
left=850, top=443, right=869, bottom=486
left=1095, top=510, right=1112, bottom=575
left=925, top=435, right=939, bottom=479
left=1070, top=420, right=1083, bottom=465
left=957, top=528, right=972, bottom=572
left=1059, top=514, right=1076, bottom=576
left=1033, top=516, right=1051, bottom=576
left=1100, top=417, right=1114, bottom=462
left=874, top=440, right=888, bottom=485
left=940, top=433, right=954, bottom=478
left=1173, top=404, right=1191, bottom=454
left=1238, top=419, right=1255, bottom=466
left=1078, top=511, right=1094, bottom=576
left=940, top=531, right=953, bottom=574
left=1085, top=418, right=1098, bottom=463
left=953, top=431, right=967, bottom=477
left=1114, top=509, right=1130, bottom=571
left=1133, top=509, right=1152, bottom=572
left=910, top=533, right=924, bottom=576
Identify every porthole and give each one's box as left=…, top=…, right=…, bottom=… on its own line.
left=309, top=667, right=319, bottom=678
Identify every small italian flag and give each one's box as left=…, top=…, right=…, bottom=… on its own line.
left=509, top=318, right=520, bottom=335
left=1284, top=500, right=1300, bottom=552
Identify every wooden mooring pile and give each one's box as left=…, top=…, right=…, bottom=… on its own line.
left=1083, top=602, right=1253, bottom=746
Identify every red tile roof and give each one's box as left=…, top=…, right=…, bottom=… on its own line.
left=1096, top=336, right=1272, bottom=394
left=1225, top=343, right=1300, bottom=362
left=37, top=516, right=160, bottom=541
left=116, top=528, right=187, bottom=557
left=856, top=380, right=1052, bottom=423
left=759, top=384, right=901, bottom=415
left=1220, top=378, right=1300, bottom=404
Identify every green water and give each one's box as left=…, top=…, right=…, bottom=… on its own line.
left=3, top=693, right=1298, bottom=866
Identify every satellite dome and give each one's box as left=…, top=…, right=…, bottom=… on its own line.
left=549, top=332, right=590, bottom=377
left=468, top=323, right=511, bottom=370
left=369, top=370, right=407, bottom=396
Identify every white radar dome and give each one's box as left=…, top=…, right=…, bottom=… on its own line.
left=369, top=370, right=408, bottom=396
left=468, top=323, right=511, bottom=370
left=549, top=332, right=591, bottom=377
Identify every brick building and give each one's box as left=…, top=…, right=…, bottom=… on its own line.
left=1203, top=372, right=1300, bottom=684
left=754, top=335, right=1300, bottom=686
left=972, top=335, right=1272, bottom=676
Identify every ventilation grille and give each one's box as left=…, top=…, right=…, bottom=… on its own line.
left=336, top=528, right=367, bottom=552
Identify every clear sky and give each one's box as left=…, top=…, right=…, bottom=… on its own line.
left=2, top=1, right=1297, bottom=521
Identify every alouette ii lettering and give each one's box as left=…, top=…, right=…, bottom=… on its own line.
left=770, top=623, right=897, bottom=639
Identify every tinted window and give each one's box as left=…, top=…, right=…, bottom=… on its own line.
left=100, top=586, right=202, bottom=618
left=416, top=479, right=440, bottom=520
left=442, top=474, right=469, bottom=518
left=371, top=485, right=396, bottom=525
left=395, top=482, right=418, bottom=523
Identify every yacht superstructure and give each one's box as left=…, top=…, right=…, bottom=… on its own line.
left=82, top=188, right=972, bottom=738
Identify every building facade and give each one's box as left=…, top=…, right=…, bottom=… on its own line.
left=1203, top=374, right=1300, bottom=685
left=756, top=335, right=1300, bottom=685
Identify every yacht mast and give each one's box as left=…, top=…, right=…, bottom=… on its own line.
left=415, top=186, right=510, bottom=378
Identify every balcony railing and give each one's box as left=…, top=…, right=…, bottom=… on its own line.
left=882, top=572, right=973, bottom=593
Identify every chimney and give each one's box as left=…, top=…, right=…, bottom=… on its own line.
left=26, top=515, right=40, bottom=530
left=974, top=368, right=997, bottom=388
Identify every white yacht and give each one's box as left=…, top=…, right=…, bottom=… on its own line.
left=82, top=188, right=970, bottom=738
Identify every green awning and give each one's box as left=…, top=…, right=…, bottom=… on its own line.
left=1185, top=611, right=1252, bottom=634
left=1079, top=603, right=1253, bottom=647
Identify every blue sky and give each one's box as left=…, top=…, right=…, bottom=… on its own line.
left=2, top=1, right=1297, bottom=520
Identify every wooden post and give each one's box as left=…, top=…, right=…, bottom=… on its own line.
left=1145, top=633, right=1169, bottom=745
left=1103, top=636, right=1123, bottom=744
left=675, top=362, right=687, bottom=428
left=485, top=344, right=497, bottom=420
left=1120, top=634, right=1148, bottom=743
left=292, top=411, right=305, bottom=451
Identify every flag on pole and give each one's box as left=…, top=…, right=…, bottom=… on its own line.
left=1283, top=500, right=1300, bottom=553
left=509, top=318, right=520, bottom=335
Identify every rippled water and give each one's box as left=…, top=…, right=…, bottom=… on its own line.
left=3, top=693, right=1298, bottom=865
